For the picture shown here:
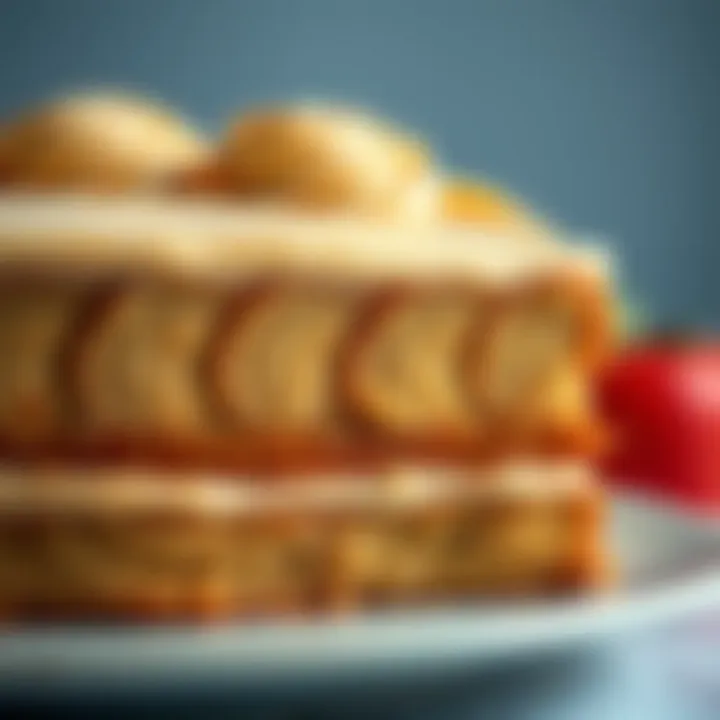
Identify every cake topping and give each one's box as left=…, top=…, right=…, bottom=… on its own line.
left=0, top=93, right=210, bottom=192
left=215, top=105, right=442, bottom=221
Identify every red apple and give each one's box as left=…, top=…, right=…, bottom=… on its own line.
left=598, top=336, right=720, bottom=511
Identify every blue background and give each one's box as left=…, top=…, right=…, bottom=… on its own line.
left=0, top=0, right=717, bottom=328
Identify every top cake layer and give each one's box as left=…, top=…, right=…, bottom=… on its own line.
left=0, top=197, right=612, bottom=475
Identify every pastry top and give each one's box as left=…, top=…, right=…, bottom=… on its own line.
left=0, top=93, right=561, bottom=240
left=0, top=93, right=210, bottom=191
left=216, top=105, right=441, bottom=222
left=442, top=179, right=559, bottom=241
left=0, top=196, right=607, bottom=283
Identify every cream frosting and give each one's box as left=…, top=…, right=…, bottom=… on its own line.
left=0, top=461, right=595, bottom=515
left=0, top=196, right=609, bottom=284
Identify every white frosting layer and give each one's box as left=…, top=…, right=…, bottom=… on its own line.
left=0, top=196, right=609, bottom=284
left=0, top=461, right=594, bottom=515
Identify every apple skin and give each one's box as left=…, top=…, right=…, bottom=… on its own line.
left=598, top=338, right=720, bottom=512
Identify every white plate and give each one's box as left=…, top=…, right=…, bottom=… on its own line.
left=0, top=493, right=718, bottom=692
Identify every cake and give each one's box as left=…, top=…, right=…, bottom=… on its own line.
left=0, top=99, right=614, bottom=620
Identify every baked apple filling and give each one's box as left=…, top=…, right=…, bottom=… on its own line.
left=75, top=285, right=222, bottom=436
left=0, top=286, right=81, bottom=438
left=213, top=287, right=356, bottom=432
left=0, top=263, right=609, bottom=467
left=344, top=291, right=478, bottom=435
left=469, top=291, right=581, bottom=433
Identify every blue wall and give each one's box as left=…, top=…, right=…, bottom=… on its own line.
left=0, top=0, right=717, bottom=328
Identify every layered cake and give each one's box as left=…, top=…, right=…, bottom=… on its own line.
left=0, top=97, right=614, bottom=619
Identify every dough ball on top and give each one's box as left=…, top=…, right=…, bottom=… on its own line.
left=0, top=92, right=210, bottom=192
left=217, top=105, right=442, bottom=221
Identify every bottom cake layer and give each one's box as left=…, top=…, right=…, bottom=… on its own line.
left=0, top=463, right=609, bottom=621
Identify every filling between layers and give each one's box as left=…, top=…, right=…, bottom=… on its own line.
left=0, top=273, right=608, bottom=467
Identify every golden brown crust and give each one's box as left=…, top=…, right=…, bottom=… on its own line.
left=168, top=161, right=234, bottom=198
